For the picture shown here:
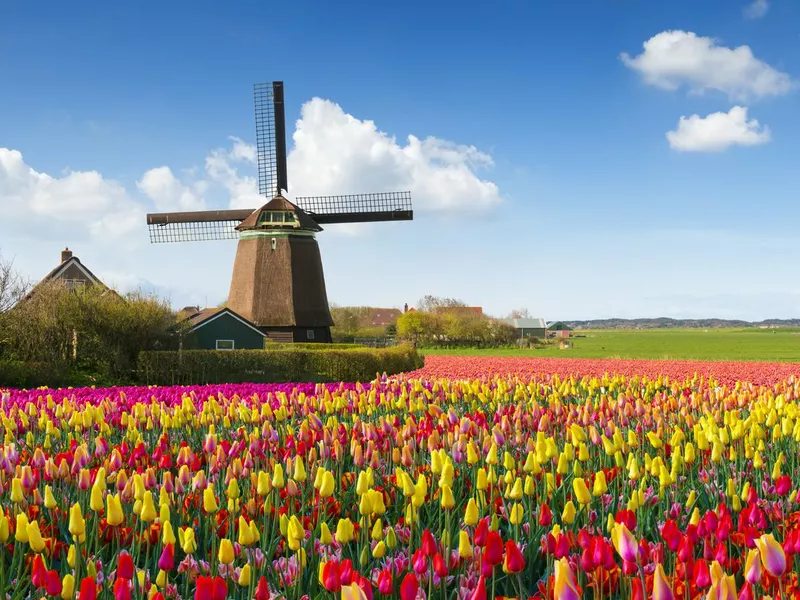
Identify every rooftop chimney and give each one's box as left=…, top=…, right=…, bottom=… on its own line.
left=61, top=248, right=73, bottom=263
left=404, top=303, right=409, bottom=313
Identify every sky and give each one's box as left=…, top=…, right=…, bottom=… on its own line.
left=1, top=0, right=799, bottom=321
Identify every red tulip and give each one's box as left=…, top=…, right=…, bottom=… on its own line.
left=354, top=574, right=374, bottom=600
left=555, top=533, right=571, bottom=559
left=474, top=519, right=489, bottom=546
left=158, top=543, right=175, bottom=572
left=32, top=555, right=47, bottom=588
left=399, top=573, right=419, bottom=600
left=421, top=529, right=437, bottom=556
left=433, top=553, right=448, bottom=578
left=340, top=559, right=355, bottom=585
left=412, top=548, right=428, bottom=574
left=484, top=531, right=503, bottom=566
left=45, top=570, right=62, bottom=597
left=615, top=510, right=637, bottom=531
left=539, top=504, right=553, bottom=526
left=677, top=535, right=693, bottom=563
left=117, top=551, right=134, bottom=580
left=692, top=560, right=711, bottom=589
left=738, top=581, right=754, bottom=600
left=775, top=475, right=792, bottom=496
left=196, top=576, right=213, bottom=600
left=580, top=547, right=596, bottom=572
left=255, top=576, right=270, bottom=600
left=80, top=578, right=98, bottom=600
left=322, top=561, right=342, bottom=592
left=212, top=576, right=227, bottom=600
left=661, top=519, right=682, bottom=552
left=114, top=578, right=132, bottom=600
left=503, top=540, right=525, bottom=573
left=631, top=577, right=645, bottom=600
left=377, top=569, right=393, bottom=595
left=480, top=553, right=493, bottom=577
left=470, top=576, right=487, bottom=600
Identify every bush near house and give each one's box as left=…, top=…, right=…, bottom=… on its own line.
left=137, top=344, right=423, bottom=385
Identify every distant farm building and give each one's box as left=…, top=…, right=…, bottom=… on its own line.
left=366, top=308, right=402, bottom=328
left=503, top=317, right=547, bottom=339
left=547, top=321, right=573, bottom=339
left=178, top=307, right=266, bottom=350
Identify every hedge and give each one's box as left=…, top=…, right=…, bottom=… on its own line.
left=264, top=342, right=361, bottom=350
left=137, top=344, right=424, bottom=385
left=0, top=361, right=68, bottom=388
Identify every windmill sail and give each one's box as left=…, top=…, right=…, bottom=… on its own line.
left=146, top=209, right=253, bottom=243
left=254, top=81, right=287, bottom=199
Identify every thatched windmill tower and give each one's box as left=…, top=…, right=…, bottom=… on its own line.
left=145, top=81, right=413, bottom=343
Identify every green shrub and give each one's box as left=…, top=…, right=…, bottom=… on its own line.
left=0, top=361, right=68, bottom=388
left=138, top=344, right=424, bottom=385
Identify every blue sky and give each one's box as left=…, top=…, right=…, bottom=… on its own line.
left=1, top=0, right=799, bottom=321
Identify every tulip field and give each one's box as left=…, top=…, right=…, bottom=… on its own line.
left=1, top=356, right=800, bottom=599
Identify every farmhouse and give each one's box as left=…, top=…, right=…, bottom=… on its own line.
left=25, top=248, right=115, bottom=299
left=503, top=317, right=547, bottom=339
left=178, top=307, right=266, bottom=351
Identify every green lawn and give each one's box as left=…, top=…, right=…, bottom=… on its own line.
left=422, top=328, right=800, bottom=362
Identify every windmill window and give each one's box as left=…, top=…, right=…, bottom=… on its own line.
left=257, top=211, right=297, bottom=226
left=216, top=340, right=235, bottom=351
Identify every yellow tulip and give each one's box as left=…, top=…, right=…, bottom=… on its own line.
left=238, top=563, right=251, bottom=586
left=140, top=491, right=157, bottom=522
left=27, top=520, right=46, bottom=553
left=572, top=478, right=591, bottom=505
left=68, top=503, right=85, bottom=538
left=458, top=530, right=473, bottom=558
left=107, top=494, right=124, bottom=527
left=61, top=574, right=75, bottom=600
left=218, top=538, right=235, bottom=565
left=203, top=487, right=219, bottom=513
left=15, top=514, right=30, bottom=543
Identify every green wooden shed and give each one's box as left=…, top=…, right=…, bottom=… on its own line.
left=180, top=307, right=266, bottom=351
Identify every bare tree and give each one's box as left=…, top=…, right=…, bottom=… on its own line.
left=0, top=251, right=31, bottom=314
left=416, top=295, right=467, bottom=312
left=508, top=308, right=531, bottom=319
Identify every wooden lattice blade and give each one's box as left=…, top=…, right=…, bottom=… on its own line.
left=146, top=209, right=255, bottom=243
left=295, top=191, right=413, bottom=224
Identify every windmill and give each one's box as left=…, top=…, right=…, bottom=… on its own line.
left=146, top=81, right=413, bottom=343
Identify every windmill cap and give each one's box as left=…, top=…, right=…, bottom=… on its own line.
left=236, top=196, right=322, bottom=232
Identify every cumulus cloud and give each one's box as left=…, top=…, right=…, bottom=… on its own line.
left=137, top=166, right=207, bottom=212
left=666, top=106, right=771, bottom=152
left=620, top=30, right=792, bottom=101
left=744, top=0, right=769, bottom=19
left=287, top=98, right=503, bottom=214
left=0, top=147, right=143, bottom=240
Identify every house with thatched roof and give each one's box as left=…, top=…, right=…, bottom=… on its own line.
left=23, top=248, right=118, bottom=301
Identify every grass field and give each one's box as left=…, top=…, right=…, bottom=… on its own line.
left=423, top=327, right=800, bottom=362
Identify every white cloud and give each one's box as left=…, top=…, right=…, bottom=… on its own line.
left=287, top=98, right=503, bottom=214
left=666, top=106, right=771, bottom=152
left=0, top=147, right=143, bottom=240
left=137, top=166, right=207, bottom=212
left=744, top=0, right=769, bottom=19
left=620, top=30, right=793, bottom=101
